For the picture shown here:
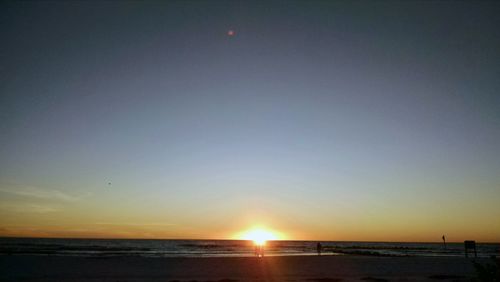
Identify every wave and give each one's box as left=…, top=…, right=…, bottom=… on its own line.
left=1, top=238, right=498, bottom=258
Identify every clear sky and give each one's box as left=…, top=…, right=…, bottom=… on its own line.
left=1, top=1, right=499, bottom=242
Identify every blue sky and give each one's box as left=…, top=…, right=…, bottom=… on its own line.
left=1, top=1, right=499, bottom=241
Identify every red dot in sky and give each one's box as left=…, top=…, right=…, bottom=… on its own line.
left=227, top=30, right=235, bottom=36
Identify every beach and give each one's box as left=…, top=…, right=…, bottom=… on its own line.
left=0, top=254, right=492, bottom=281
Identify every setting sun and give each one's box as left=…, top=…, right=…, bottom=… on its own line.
left=240, top=228, right=279, bottom=245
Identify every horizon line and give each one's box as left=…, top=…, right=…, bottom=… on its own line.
left=0, top=236, right=497, bottom=244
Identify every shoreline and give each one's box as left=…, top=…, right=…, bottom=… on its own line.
left=0, top=252, right=486, bottom=258
left=2, top=237, right=498, bottom=258
left=2, top=254, right=494, bottom=281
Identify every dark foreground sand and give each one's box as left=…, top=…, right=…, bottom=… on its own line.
left=0, top=255, right=492, bottom=282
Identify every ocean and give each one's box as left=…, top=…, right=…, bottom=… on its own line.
left=0, top=237, right=498, bottom=258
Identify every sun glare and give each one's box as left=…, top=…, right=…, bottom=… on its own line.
left=241, top=228, right=278, bottom=246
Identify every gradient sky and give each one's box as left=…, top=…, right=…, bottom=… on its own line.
left=1, top=1, right=499, bottom=242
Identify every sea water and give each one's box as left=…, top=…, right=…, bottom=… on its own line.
left=0, top=237, right=498, bottom=258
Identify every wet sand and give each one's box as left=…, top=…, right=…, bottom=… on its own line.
left=0, top=254, right=488, bottom=281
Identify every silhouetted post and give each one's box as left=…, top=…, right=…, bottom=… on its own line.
left=442, top=235, right=446, bottom=249
left=317, top=242, right=322, bottom=256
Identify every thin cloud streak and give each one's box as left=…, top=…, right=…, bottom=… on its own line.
left=0, top=184, right=89, bottom=202
left=0, top=203, right=58, bottom=213
left=95, top=222, right=177, bottom=227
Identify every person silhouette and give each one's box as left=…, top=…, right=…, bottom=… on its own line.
left=254, top=245, right=264, bottom=257
left=317, top=242, right=322, bottom=256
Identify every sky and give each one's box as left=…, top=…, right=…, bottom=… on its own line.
left=1, top=1, right=499, bottom=242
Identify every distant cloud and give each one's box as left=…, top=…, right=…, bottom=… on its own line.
left=95, top=222, right=177, bottom=227
left=0, top=183, right=89, bottom=202
left=0, top=203, right=58, bottom=213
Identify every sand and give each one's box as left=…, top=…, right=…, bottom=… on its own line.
left=0, top=254, right=492, bottom=281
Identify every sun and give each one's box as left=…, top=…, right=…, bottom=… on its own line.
left=240, top=228, right=279, bottom=246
